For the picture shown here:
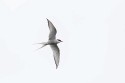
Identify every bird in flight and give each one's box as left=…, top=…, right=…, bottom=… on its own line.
left=38, top=19, right=62, bottom=69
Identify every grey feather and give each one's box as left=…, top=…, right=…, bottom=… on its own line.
left=47, top=19, right=57, bottom=40
left=50, top=44, right=60, bottom=69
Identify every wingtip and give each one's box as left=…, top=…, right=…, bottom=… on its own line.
left=56, top=62, right=59, bottom=69
left=46, top=18, right=49, bottom=21
left=56, top=65, right=58, bottom=69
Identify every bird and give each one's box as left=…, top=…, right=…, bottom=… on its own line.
left=38, top=18, right=62, bottom=69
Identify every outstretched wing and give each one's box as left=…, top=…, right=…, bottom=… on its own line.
left=50, top=44, right=60, bottom=69
left=47, top=19, right=57, bottom=40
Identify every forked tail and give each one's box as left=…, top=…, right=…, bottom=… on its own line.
left=35, top=42, right=48, bottom=50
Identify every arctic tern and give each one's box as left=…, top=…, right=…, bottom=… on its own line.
left=38, top=19, right=62, bottom=69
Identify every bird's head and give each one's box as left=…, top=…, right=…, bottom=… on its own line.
left=57, top=39, right=63, bottom=43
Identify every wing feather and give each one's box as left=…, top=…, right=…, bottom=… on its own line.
left=50, top=44, right=60, bottom=69
left=47, top=19, right=57, bottom=40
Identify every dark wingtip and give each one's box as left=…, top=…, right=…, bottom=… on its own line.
left=56, top=65, right=58, bottom=69
left=46, top=18, right=49, bottom=21
left=46, top=18, right=49, bottom=26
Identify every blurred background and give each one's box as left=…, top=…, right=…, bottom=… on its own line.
left=0, top=0, right=125, bottom=83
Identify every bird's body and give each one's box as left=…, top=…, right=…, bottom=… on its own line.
left=38, top=19, right=62, bottom=69
left=47, top=39, right=60, bottom=44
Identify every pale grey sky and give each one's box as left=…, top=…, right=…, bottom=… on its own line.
left=0, top=0, right=125, bottom=83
